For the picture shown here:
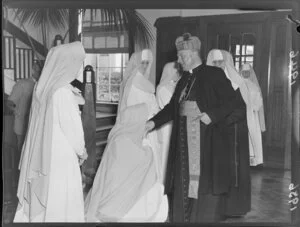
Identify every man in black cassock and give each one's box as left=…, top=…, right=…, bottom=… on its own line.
left=145, top=33, right=247, bottom=222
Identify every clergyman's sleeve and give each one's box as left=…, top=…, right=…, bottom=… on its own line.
left=150, top=82, right=179, bottom=129
left=205, top=68, right=246, bottom=124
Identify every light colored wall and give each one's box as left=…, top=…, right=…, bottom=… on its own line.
left=136, top=9, right=271, bottom=85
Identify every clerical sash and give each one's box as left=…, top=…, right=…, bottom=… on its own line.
left=179, top=101, right=202, bottom=199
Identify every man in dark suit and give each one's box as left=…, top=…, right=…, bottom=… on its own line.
left=145, top=33, right=247, bottom=223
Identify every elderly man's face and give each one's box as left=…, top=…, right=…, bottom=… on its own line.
left=178, top=50, right=194, bottom=71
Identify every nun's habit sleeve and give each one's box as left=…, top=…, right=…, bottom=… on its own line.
left=56, top=87, right=86, bottom=156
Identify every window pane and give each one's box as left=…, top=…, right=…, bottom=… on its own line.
left=123, top=33, right=129, bottom=48
left=83, top=36, right=93, bottom=49
left=235, top=45, right=240, bottom=56
left=97, top=54, right=109, bottom=68
left=111, top=68, right=122, bottom=84
left=97, top=68, right=109, bottom=85
left=97, top=84, right=110, bottom=101
left=120, top=35, right=125, bottom=48
left=123, top=54, right=129, bottom=67
left=241, top=57, right=245, bottom=63
left=235, top=62, right=240, bottom=71
left=97, top=93, right=111, bottom=102
left=246, top=45, right=254, bottom=55
left=235, top=57, right=240, bottom=64
left=94, top=37, right=106, bottom=48
left=106, top=36, right=119, bottom=48
left=246, top=56, right=253, bottom=62
left=87, top=52, right=129, bottom=103
left=111, top=53, right=123, bottom=68
left=110, top=85, right=120, bottom=102
left=242, top=45, right=246, bottom=55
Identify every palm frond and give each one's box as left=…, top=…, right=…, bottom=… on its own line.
left=86, top=9, right=154, bottom=49
left=123, top=9, right=155, bottom=48
left=14, top=8, right=68, bottom=30
left=14, top=8, right=154, bottom=50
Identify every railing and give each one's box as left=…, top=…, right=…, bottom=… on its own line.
left=3, top=36, right=16, bottom=81
left=3, top=35, right=34, bottom=81
left=15, top=47, right=34, bottom=80
left=3, top=36, right=15, bottom=70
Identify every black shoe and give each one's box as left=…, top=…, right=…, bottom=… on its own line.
left=250, top=164, right=264, bottom=170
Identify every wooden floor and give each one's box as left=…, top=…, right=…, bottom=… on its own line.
left=222, top=168, right=291, bottom=223
left=2, top=168, right=291, bottom=224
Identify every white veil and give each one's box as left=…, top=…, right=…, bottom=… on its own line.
left=207, top=49, right=250, bottom=106
left=240, top=63, right=266, bottom=131
left=115, top=49, right=154, bottom=124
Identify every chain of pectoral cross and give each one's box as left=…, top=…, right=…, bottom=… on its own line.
left=180, top=73, right=197, bottom=102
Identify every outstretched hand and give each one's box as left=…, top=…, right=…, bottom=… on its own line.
left=78, top=149, right=88, bottom=166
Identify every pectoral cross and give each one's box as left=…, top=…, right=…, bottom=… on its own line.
left=179, top=72, right=196, bottom=102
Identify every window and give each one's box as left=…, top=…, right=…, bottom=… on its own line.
left=230, top=33, right=256, bottom=71
left=84, top=53, right=128, bottom=102
left=80, top=9, right=130, bottom=103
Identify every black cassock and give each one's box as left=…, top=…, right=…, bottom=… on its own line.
left=151, top=64, right=250, bottom=222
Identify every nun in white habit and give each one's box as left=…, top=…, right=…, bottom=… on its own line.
left=84, top=49, right=168, bottom=222
left=240, top=63, right=266, bottom=166
left=156, top=62, right=181, bottom=183
left=14, top=42, right=87, bottom=222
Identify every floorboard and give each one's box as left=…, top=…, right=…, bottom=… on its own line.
left=2, top=168, right=291, bottom=224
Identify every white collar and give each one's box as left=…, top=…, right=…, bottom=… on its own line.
left=189, top=63, right=201, bottom=74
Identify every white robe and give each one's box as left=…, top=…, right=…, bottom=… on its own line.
left=245, top=81, right=264, bottom=166
left=156, top=82, right=177, bottom=183
left=84, top=86, right=168, bottom=222
left=121, top=85, right=168, bottom=222
left=14, top=86, right=85, bottom=222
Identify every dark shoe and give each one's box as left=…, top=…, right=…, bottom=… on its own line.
left=250, top=164, right=264, bottom=170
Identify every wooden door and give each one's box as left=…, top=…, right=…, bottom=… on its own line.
left=207, top=22, right=263, bottom=77
left=154, top=17, right=200, bottom=86
left=206, top=12, right=292, bottom=169
left=266, top=13, right=292, bottom=169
